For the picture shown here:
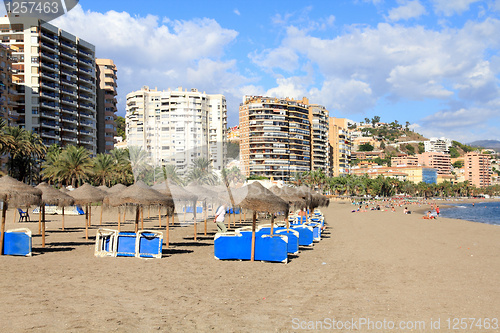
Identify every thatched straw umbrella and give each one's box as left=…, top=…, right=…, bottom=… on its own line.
left=185, top=183, right=220, bottom=239
left=0, top=176, right=42, bottom=255
left=68, top=184, right=106, bottom=239
left=97, top=185, right=109, bottom=225
left=232, top=182, right=288, bottom=261
left=107, top=184, right=128, bottom=227
left=105, top=181, right=173, bottom=234
left=35, top=183, right=75, bottom=247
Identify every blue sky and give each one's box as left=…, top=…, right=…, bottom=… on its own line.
left=31, top=1, right=500, bottom=142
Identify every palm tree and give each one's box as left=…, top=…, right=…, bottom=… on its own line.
left=4, top=126, right=46, bottom=182
left=110, top=148, right=134, bottom=185
left=41, top=144, right=63, bottom=185
left=0, top=119, right=14, bottom=154
left=186, top=157, right=218, bottom=185
left=161, top=164, right=183, bottom=185
left=57, top=145, right=93, bottom=188
left=128, top=146, right=152, bottom=182
left=93, top=153, right=115, bottom=186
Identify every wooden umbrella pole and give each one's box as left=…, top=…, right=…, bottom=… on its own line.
left=244, top=210, right=246, bottom=223
left=42, top=205, right=46, bottom=248
left=239, top=207, right=242, bottom=224
left=148, top=205, right=150, bottom=219
left=0, top=203, right=7, bottom=255
left=158, top=206, right=162, bottom=228
left=270, top=213, right=275, bottom=236
left=226, top=208, right=230, bottom=230
left=193, top=200, right=197, bottom=241
left=123, top=209, right=126, bottom=224
left=61, top=206, right=65, bottom=231
left=183, top=205, right=186, bottom=224
left=203, top=201, right=207, bottom=236
left=117, top=207, right=121, bottom=231
left=135, top=206, right=140, bottom=233
left=99, top=204, right=103, bottom=225
left=89, top=205, right=92, bottom=227
left=165, top=213, right=170, bottom=248
left=38, top=206, right=42, bottom=235
left=85, top=204, right=89, bottom=240
left=13, top=208, right=16, bottom=224
left=140, top=206, right=144, bottom=230
left=251, top=211, right=257, bottom=261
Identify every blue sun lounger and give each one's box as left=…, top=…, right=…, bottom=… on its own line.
left=305, top=222, right=321, bottom=241
left=291, top=225, right=314, bottom=246
left=94, top=229, right=118, bottom=257
left=214, top=231, right=288, bottom=263
left=257, top=226, right=299, bottom=255
left=116, top=232, right=137, bottom=257
left=136, top=230, right=163, bottom=259
left=3, top=228, right=31, bottom=256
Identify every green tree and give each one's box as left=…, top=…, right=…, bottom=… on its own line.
left=358, top=143, right=374, bottom=152
left=449, top=146, right=460, bottom=158
left=186, top=157, right=218, bottom=185
left=116, top=116, right=126, bottom=140
left=227, top=141, right=240, bottom=160
left=452, top=161, right=464, bottom=169
left=418, top=142, right=425, bottom=154
left=371, top=116, right=381, bottom=126
left=93, top=153, right=115, bottom=186
left=405, top=144, right=415, bottom=155
left=57, top=145, right=93, bottom=187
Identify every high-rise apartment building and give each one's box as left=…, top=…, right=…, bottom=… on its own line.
left=464, top=152, right=491, bottom=188
left=239, top=96, right=311, bottom=182
left=328, top=117, right=351, bottom=177
left=0, top=43, right=16, bottom=125
left=424, top=137, right=452, bottom=153
left=0, top=16, right=97, bottom=154
left=417, top=151, right=451, bottom=175
left=126, top=86, right=227, bottom=174
left=308, top=104, right=329, bottom=173
left=391, top=153, right=419, bottom=167
left=96, top=58, right=117, bottom=154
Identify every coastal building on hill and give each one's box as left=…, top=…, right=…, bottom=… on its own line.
left=125, top=86, right=227, bottom=175
left=351, top=165, right=437, bottom=184
left=417, top=151, right=452, bottom=175
left=328, top=117, right=351, bottom=177
left=464, top=152, right=492, bottom=188
left=424, top=137, right=452, bottom=153
left=0, top=16, right=97, bottom=154
left=96, top=58, right=117, bottom=154
left=391, top=153, right=418, bottom=167
left=0, top=43, right=16, bottom=125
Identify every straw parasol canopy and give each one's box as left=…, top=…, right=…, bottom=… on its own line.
left=235, top=182, right=288, bottom=214
left=36, top=182, right=75, bottom=207
left=97, top=185, right=109, bottom=193
left=68, top=183, right=106, bottom=205
left=0, top=176, right=42, bottom=255
left=107, top=183, right=127, bottom=194
left=0, top=175, right=42, bottom=208
left=270, top=186, right=307, bottom=208
left=104, top=181, right=173, bottom=208
left=185, top=183, right=219, bottom=202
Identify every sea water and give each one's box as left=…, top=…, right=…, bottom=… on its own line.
left=440, top=202, right=500, bottom=226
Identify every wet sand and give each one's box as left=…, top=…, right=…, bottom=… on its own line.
left=0, top=201, right=499, bottom=332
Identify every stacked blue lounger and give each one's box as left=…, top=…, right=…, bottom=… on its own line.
left=3, top=228, right=31, bottom=256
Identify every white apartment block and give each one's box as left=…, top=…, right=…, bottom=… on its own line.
left=424, top=137, right=452, bottom=153
left=126, top=86, right=227, bottom=175
left=0, top=16, right=97, bottom=154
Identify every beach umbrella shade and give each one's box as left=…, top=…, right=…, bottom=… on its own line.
left=104, top=180, right=174, bottom=233
left=106, top=184, right=128, bottom=228
left=153, top=181, right=196, bottom=247
left=0, top=176, right=42, bottom=255
left=67, top=184, right=106, bottom=239
left=231, top=182, right=289, bottom=261
left=35, top=183, right=75, bottom=247
left=185, top=183, right=220, bottom=239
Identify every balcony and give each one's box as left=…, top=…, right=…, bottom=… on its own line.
left=41, top=82, right=59, bottom=91
left=60, top=59, right=77, bottom=69
left=41, top=32, right=58, bottom=41
left=60, top=40, right=76, bottom=50
left=40, top=72, right=59, bottom=82
left=61, top=116, right=78, bottom=124
left=79, top=103, right=94, bottom=111
left=41, top=102, right=59, bottom=111
left=41, top=42, right=58, bottom=52
left=60, top=50, right=77, bottom=60
left=61, top=98, right=77, bottom=106
left=40, top=52, right=58, bottom=63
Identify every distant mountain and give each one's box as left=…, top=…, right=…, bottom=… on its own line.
left=468, top=140, right=500, bottom=151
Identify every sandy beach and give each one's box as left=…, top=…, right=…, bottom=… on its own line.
left=1, top=201, right=499, bottom=332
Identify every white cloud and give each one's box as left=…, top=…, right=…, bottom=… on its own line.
left=430, top=0, right=481, bottom=16
left=249, top=47, right=299, bottom=73
left=234, top=9, right=240, bottom=16
left=52, top=5, right=244, bottom=117
left=387, top=0, right=427, bottom=21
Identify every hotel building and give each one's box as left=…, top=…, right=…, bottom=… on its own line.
left=308, top=104, right=329, bottom=173
left=126, top=86, right=227, bottom=175
left=464, top=152, right=491, bottom=188
left=417, top=151, right=451, bottom=175
left=96, top=58, right=117, bottom=154
left=351, top=165, right=437, bottom=184
left=0, top=16, right=97, bottom=154
left=239, top=96, right=312, bottom=182
left=424, top=137, right=452, bottom=153
left=0, top=43, right=16, bottom=125
left=328, top=117, right=351, bottom=177
left=391, top=154, right=418, bottom=167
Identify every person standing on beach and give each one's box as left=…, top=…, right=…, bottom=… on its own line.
left=436, top=206, right=440, bottom=216
left=214, top=204, right=227, bottom=233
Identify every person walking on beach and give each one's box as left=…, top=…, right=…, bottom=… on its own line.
left=214, top=204, right=227, bottom=233
left=436, top=206, right=440, bottom=216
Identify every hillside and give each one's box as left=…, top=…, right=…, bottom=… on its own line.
left=469, top=140, right=500, bottom=152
